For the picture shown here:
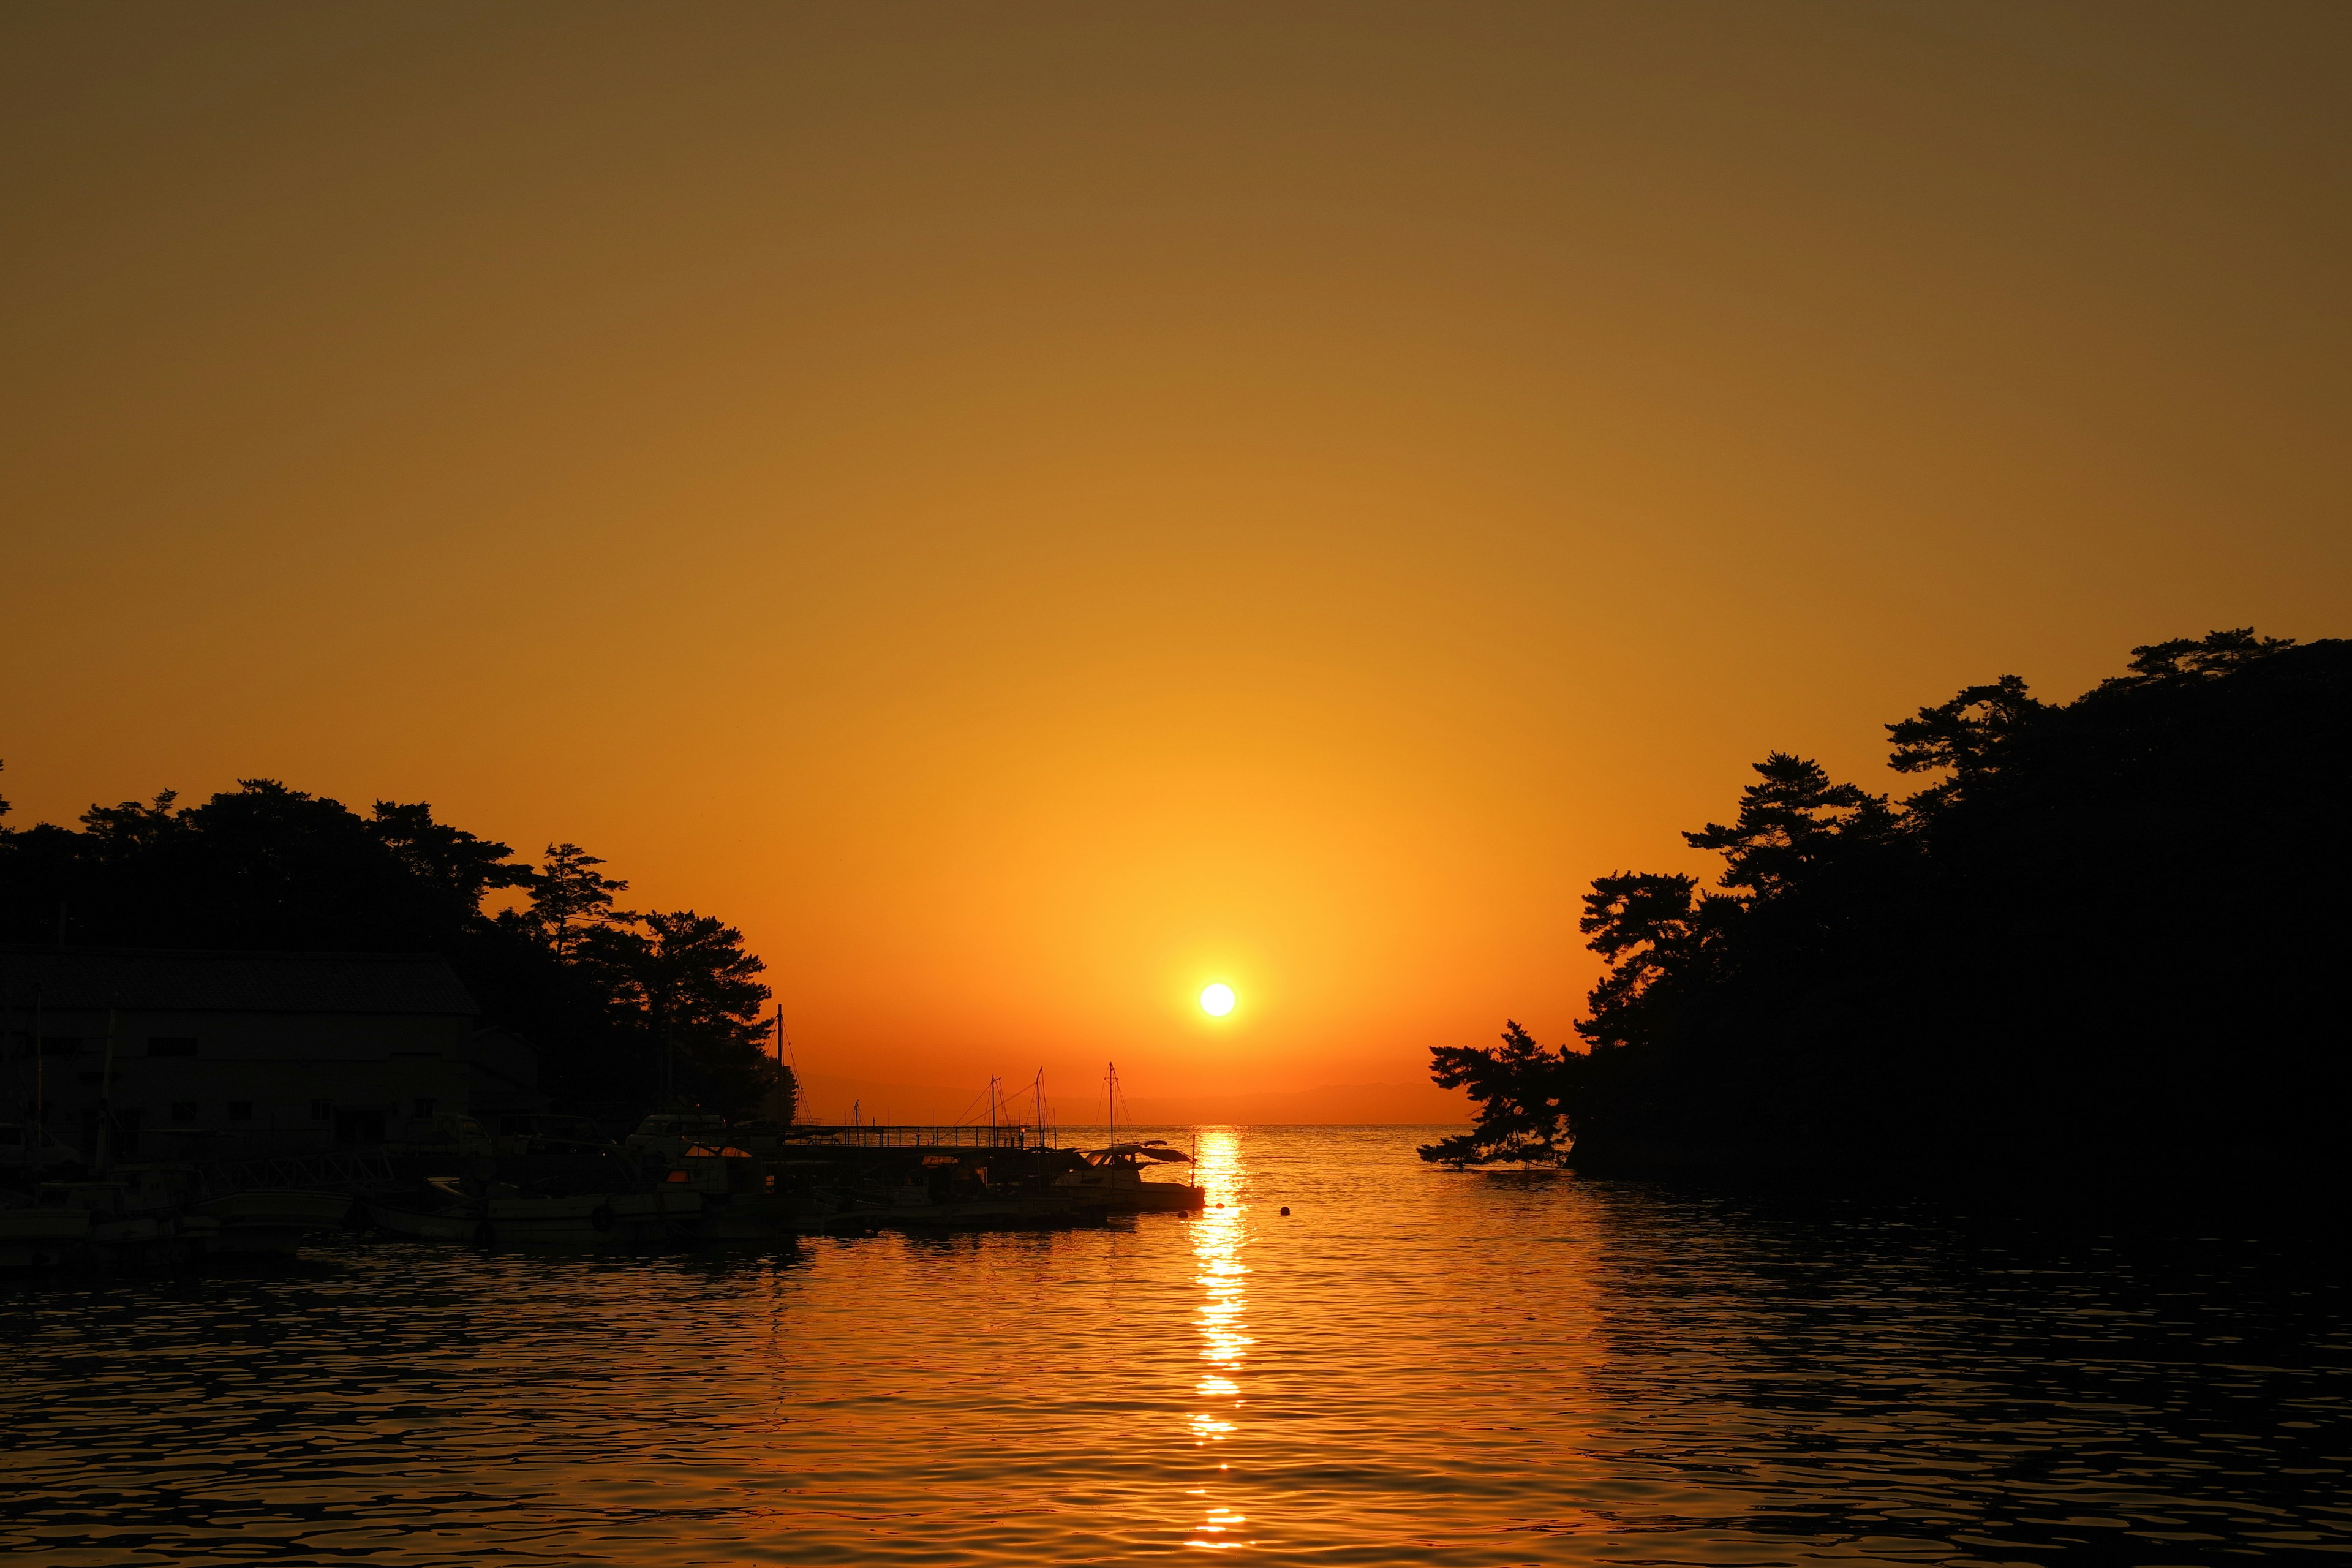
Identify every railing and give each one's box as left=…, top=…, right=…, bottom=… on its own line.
left=193, top=1152, right=401, bottom=1197
left=783, top=1125, right=1058, bottom=1152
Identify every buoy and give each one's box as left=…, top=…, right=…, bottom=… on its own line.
left=1279, top=1206, right=1291, bottom=1216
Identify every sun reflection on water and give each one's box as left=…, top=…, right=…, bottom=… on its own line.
left=1184, top=1127, right=1257, bottom=1550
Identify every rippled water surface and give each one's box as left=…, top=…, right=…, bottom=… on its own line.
left=6, top=1126, right=2350, bottom=1566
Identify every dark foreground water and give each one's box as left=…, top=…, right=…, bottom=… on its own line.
left=4, top=1126, right=2349, bottom=1566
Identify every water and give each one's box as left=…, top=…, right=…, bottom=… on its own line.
left=5, top=1126, right=2348, bottom=1566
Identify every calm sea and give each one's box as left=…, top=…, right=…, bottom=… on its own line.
left=5, top=1126, right=2348, bottom=1566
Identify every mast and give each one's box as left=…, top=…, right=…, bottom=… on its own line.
left=98, top=1006, right=116, bottom=1172
left=31, top=983, right=43, bottom=1163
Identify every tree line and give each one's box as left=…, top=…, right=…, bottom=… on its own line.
left=1422, top=630, right=2351, bottom=1179
left=0, top=777, right=788, bottom=1118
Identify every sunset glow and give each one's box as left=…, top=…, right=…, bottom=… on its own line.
left=2, top=6, right=2342, bottom=1122
left=4, top=10, right=2345, bottom=1566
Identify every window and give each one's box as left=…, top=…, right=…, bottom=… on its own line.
left=310, top=1100, right=332, bottom=1121
left=170, top=1101, right=198, bottom=1123
left=227, top=1101, right=254, bottom=1122
left=147, top=1038, right=198, bottom=1058
left=412, top=1097, right=437, bottom=1119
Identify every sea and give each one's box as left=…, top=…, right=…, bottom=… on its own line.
left=4, top=1125, right=2348, bottom=1566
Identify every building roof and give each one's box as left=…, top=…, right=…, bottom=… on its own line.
left=0, top=946, right=480, bottom=1017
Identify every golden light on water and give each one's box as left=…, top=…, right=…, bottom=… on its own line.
left=1186, top=1128, right=1255, bottom=1550
left=1199, top=984, right=1236, bottom=1018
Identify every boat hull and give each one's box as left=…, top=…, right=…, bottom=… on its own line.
left=0, top=1207, right=94, bottom=1268
left=366, top=1189, right=701, bottom=1245
left=196, top=1190, right=356, bottom=1256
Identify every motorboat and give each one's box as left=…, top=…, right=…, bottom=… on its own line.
left=1053, top=1142, right=1205, bottom=1213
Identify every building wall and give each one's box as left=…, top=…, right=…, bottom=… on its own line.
left=8, top=1007, right=473, bottom=1160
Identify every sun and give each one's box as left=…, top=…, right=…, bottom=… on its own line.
left=1199, top=982, right=1236, bottom=1017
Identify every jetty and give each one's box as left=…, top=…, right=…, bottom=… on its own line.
left=4, top=1110, right=1205, bottom=1265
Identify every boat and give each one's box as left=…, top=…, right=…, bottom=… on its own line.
left=195, top=1189, right=356, bottom=1256
left=1055, top=1142, right=1205, bottom=1213
left=0, top=1175, right=204, bottom=1268
left=0, top=1203, right=94, bottom=1268
left=607, top=1105, right=1203, bottom=1236
left=364, top=1178, right=701, bottom=1245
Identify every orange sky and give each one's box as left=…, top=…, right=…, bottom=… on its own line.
left=4, top=4, right=2347, bottom=1118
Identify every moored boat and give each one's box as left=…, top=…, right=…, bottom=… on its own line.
left=1055, top=1142, right=1206, bottom=1213
left=0, top=1174, right=205, bottom=1268
left=366, top=1178, right=701, bottom=1245
left=195, top=1189, right=356, bottom=1256
left=0, top=1203, right=94, bottom=1268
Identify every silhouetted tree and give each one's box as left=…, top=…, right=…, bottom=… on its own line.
left=0, top=779, right=788, bottom=1118
left=2100, top=625, right=2296, bottom=687
left=527, top=842, right=631, bottom=961
left=370, top=801, right=535, bottom=930
left=1683, top=753, right=1896, bottom=897
left=1885, top=675, right=2048, bottom=816
left=1425, top=630, right=2351, bottom=1180
left=1420, top=1022, right=1578, bottom=1166
left=581, top=910, right=777, bottom=1111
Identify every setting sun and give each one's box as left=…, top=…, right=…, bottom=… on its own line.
left=1199, top=983, right=1236, bottom=1017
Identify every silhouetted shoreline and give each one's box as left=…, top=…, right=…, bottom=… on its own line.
left=1427, top=630, right=2352, bottom=1185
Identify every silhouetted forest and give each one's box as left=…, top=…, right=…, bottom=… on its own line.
left=1423, top=631, right=2351, bottom=1179
left=0, top=777, right=785, bottom=1118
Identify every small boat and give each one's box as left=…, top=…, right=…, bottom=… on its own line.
left=195, top=1189, right=356, bottom=1256
left=0, top=1177, right=200, bottom=1268
left=366, top=1179, right=701, bottom=1245
left=1054, top=1143, right=1206, bottom=1213
left=0, top=1204, right=94, bottom=1268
